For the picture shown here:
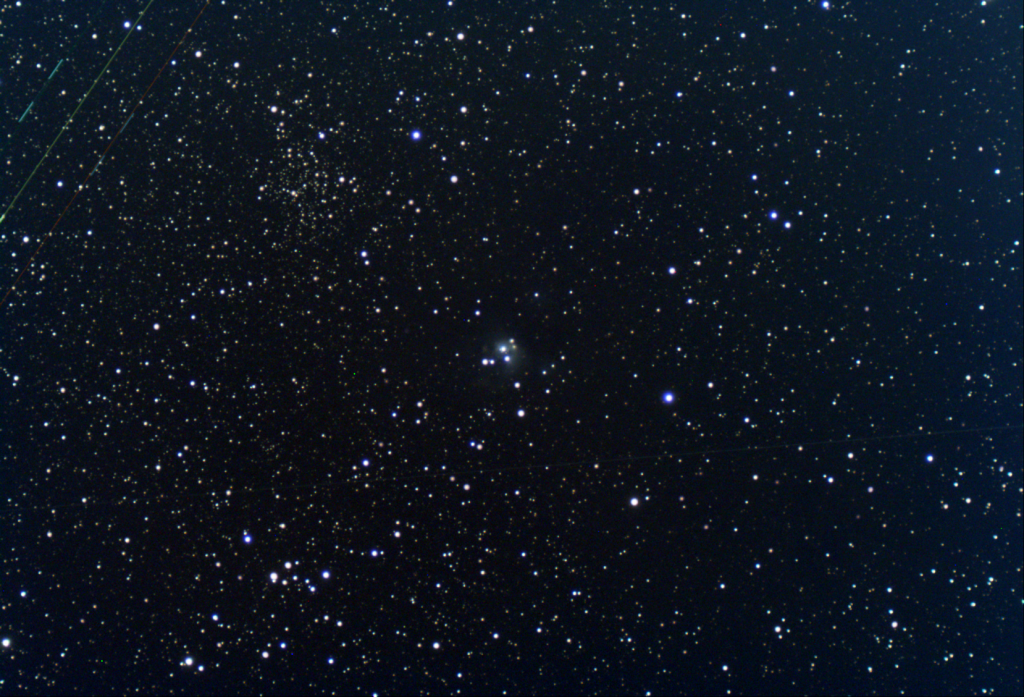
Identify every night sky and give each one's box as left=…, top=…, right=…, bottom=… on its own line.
left=0, top=1, right=1021, bottom=695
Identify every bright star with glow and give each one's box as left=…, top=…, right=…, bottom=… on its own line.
left=663, top=392, right=675, bottom=404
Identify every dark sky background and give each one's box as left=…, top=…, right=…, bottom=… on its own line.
left=0, top=1, right=1021, bottom=695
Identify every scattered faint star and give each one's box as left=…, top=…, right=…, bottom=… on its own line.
left=0, top=5, right=1013, bottom=695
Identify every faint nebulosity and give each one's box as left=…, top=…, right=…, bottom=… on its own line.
left=0, top=1, right=1020, bottom=695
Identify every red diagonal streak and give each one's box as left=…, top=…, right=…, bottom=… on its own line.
left=1, top=0, right=212, bottom=312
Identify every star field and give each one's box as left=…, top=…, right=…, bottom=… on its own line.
left=0, top=1, right=1021, bottom=695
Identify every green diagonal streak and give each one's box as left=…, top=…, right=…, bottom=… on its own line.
left=0, top=0, right=112, bottom=164
left=0, top=0, right=157, bottom=227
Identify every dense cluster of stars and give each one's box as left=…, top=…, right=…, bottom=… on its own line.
left=0, top=1, right=1019, bottom=695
